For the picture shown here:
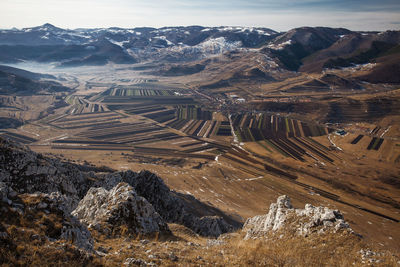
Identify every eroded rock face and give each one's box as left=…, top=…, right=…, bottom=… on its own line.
left=0, top=182, right=93, bottom=251
left=0, top=138, right=235, bottom=238
left=72, top=182, right=170, bottom=237
left=243, top=195, right=351, bottom=239
left=244, top=195, right=293, bottom=235
left=44, top=192, right=94, bottom=251
left=94, top=170, right=234, bottom=237
left=0, top=139, right=91, bottom=209
left=295, top=204, right=350, bottom=235
left=95, top=170, right=187, bottom=224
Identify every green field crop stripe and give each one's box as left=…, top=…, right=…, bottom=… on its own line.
left=264, top=139, right=290, bottom=157
left=247, top=128, right=256, bottom=142
left=257, top=141, right=272, bottom=153
left=371, top=137, right=380, bottom=150
left=285, top=118, right=289, bottom=133
left=258, top=115, right=263, bottom=129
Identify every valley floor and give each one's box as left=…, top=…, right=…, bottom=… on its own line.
left=1, top=62, right=400, bottom=257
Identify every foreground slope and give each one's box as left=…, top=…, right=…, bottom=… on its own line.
left=1, top=145, right=399, bottom=266
left=0, top=137, right=237, bottom=236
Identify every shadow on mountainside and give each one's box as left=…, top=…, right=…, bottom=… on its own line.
left=174, top=191, right=243, bottom=228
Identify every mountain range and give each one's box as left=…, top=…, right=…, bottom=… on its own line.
left=0, top=23, right=399, bottom=81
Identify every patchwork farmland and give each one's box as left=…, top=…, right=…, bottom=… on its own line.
left=104, top=88, right=176, bottom=97
left=7, top=76, right=397, bottom=238
left=223, top=113, right=337, bottom=162
left=41, top=85, right=341, bottom=167
left=231, top=113, right=332, bottom=142
left=65, top=95, right=109, bottom=114
left=166, top=106, right=223, bottom=138
left=346, top=126, right=399, bottom=163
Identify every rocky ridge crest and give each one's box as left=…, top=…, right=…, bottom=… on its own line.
left=72, top=182, right=170, bottom=237
left=0, top=137, right=235, bottom=251
left=0, top=181, right=93, bottom=251
left=243, top=195, right=352, bottom=239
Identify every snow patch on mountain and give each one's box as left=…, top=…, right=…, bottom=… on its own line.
left=106, top=37, right=130, bottom=48
left=218, top=26, right=274, bottom=36
left=197, top=37, right=242, bottom=53
left=267, top=39, right=292, bottom=50
left=162, top=37, right=242, bottom=59
left=41, top=32, right=50, bottom=39
left=153, top=35, right=174, bottom=46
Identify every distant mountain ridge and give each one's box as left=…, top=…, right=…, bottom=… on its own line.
left=0, top=24, right=277, bottom=46
left=0, top=24, right=277, bottom=66
left=0, top=24, right=399, bottom=82
left=0, top=65, right=56, bottom=80
left=0, top=65, right=69, bottom=95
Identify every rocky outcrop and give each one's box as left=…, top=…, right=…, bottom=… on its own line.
left=0, top=138, right=235, bottom=238
left=244, top=195, right=293, bottom=236
left=44, top=192, right=94, bottom=250
left=94, top=170, right=235, bottom=237
left=0, top=182, right=93, bottom=251
left=95, top=170, right=186, bottom=223
left=244, top=195, right=351, bottom=239
left=0, top=138, right=92, bottom=210
left=72, top=182, right=170, bottom=237
left=294, top=203, right=351, bottom=236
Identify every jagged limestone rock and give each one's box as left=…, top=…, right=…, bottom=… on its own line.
left=72, top=182, right=170, bottom=237
left=0, top=138, right=91, bottom=208
left=243, top=195, right=351, bottom=239
left=31, top=192, right=94, bottom=251
left=94, top=170, right=235, bottom=237
left=243, top=195, right=292, bottom=238
left=0, top=138, right=235, bottom=238
left=95, top=170, right=187, bottom=224
left=295, top=204, right=350, bottom=235
left=0, top=182, right=93, bottom=251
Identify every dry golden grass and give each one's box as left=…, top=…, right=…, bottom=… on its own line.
left=0, top=194, right=95, bottom=267
left=2, top=193, right=399, bottom=267
left=88, top=224, right=400, bottom=266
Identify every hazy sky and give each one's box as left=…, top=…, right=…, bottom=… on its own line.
left=1, top=0, right=399, bottom=31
